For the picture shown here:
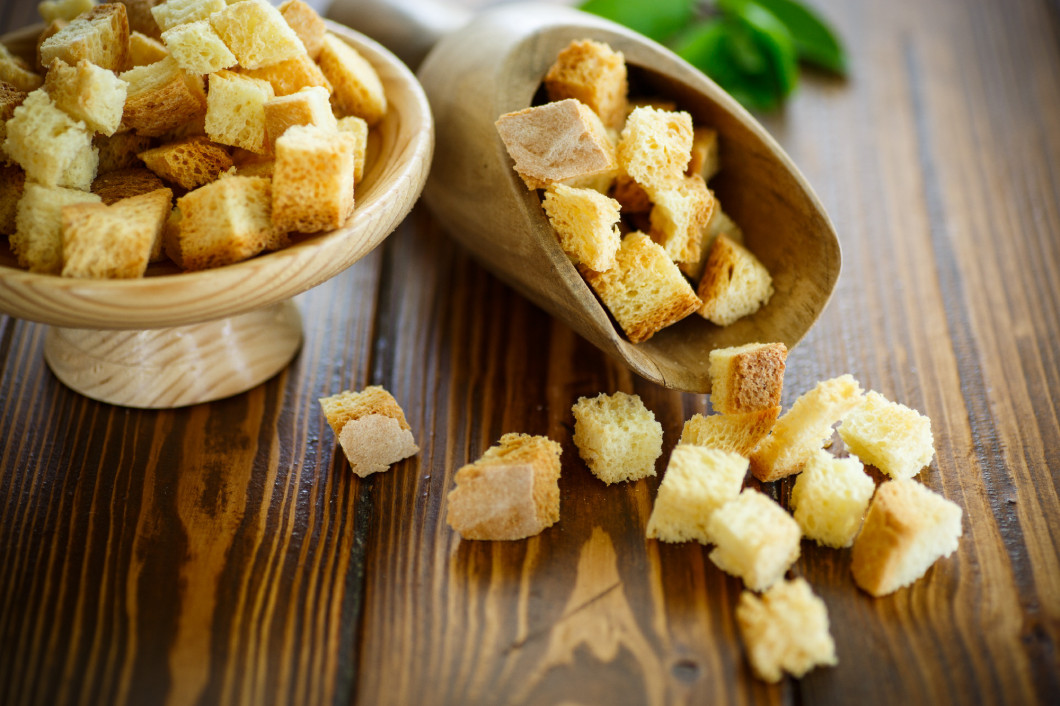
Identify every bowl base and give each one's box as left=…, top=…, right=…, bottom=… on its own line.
left=43, top=301, right=303, bottom=409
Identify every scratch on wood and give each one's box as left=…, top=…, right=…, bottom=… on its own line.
left=502, top=580, right=623, bottom=655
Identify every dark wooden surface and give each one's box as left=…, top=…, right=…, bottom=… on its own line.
left=2, top=0, right=1059, bottom=704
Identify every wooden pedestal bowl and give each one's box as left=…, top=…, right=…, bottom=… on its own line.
left=0, top=22, right=433, bottom=408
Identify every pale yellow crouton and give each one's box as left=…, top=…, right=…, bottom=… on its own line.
left=12, top=181, right=101, bottom=273
left=271, top=124, right=356, bottom=233
left=210, top=0, right=306, bottom=70
left=204, top=69, right=274, bottom=154
left=278, top=0, right=326, bottom=60
left=648, top=173, right=714, bottom=263
left=851, top=479, right=962, bottom=596
left=544, top=39, right=628, bottom=130
left=679, top=408, right=779, bottom=458
left=150, top=0, right=225, bottom=33
left=4, top=89, right=97, bottom=190
left=336, top=115, right=367, bottom=184
left=61, top=187, right=172, bottom=278
left=707, top=489, right=801, bottom=591
left=688, top=126, right=719, bottom=181
left=446, top=433, right=562, bottom=541
left=128, top=30, right=168, bottom=66
left=617, top=106, right=693, bottom=193
left=161, top=20, right=236, bottom=74
left=571, top=391, right=663, bottom=485
left=0, top=42, right=44, bottom=92
left=541, top=183, right=621, bottom=271
left=838, top=391, right=935, bottom=479
left=263, top=85, right=337, bottom=149
left=44, top=58, right=128, bottom=136
left=317, top=33, right=386, bottom=125
left=39, top=3, right=129, bottom=72
left=237, top=52, right=330, bottom=97
left=790, top=451, right=875, bottom=548
left=318, top=385, right=419, bottom=477
left=646, top=446, right=746, bottom=544
left=736, top=578, right=837, bottom=683
left=697, top=234, right=774, bottom=325
left=709, top=342, right=788, bottom=415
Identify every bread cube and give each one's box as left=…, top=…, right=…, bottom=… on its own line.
left=238, top=53, right=330, bottom=97
left=38, top=0, right=96, bottom=23
left=736, top=578, right=837, bottom=683
left=680, top=407, right=779, bottom=458
left=61, top=188, right=172, bottom=278
left=646, top=446, right=746, bottom=544
left=697, top=234, right=774, bottom=325
left=649, top=173, right=715, bottom=263
left=0, top=165, right=26, bottom=236
left=581, top=232, right=701, bottom=344
left=687, top=127, right=719, bottom=181
left=336, top=115, right=367, bottom=184
left=128, top=30, right=169, bottom=66
left=544, top=39, right=628, bottom=130
left=617, top=106, right=693, bottom=193
left=709, top=342, right=788, bottom=415
left=170, top=174, right=283, bottom=269
left=205, top=70, right=274, bottom=153
left=209, top=0, right=305, bottom=70
left=750, top=374, right=864, bottom=482
left=94, top=131, right=153, bottom=173
left=123, top=0, right=165, bottom=40
left=4, top=89, right=97, bottom=190
left=571, top=391, right=662, bottom=485
left=139, top=135, right=232, bottom=190
left=680, top=201, right=744, bottom=282
left=0, top=83, right=28, bottom=165
left=279, top=0, right=326, bottom=60
left=495, top=98, right=615, bottom=190
left=790, top=451, right=875, bottom=548
left=318, top=385, right=419, bottom=477
left=541, top=183, right=621, bottom=271
left=317, top=33, right=386, bottom=125
left=446, top=433, right=562, bottom=541
left=609, top=173, right=651, bottom=214
left=263, top=85, right=337, bottom=149
left=91, top=167, right=166, bottom=204
left=272, top=124, right=356, bottom=233
left=11, top=182, right=101, bottom=273
left=161, top=20, right=236, bottom=74
left=44, top=58, right=128, bottom=136
left=707, top=489, right=801, bottom=591
left=151, top=0, right=225, bottom=33
left=0, top=42, right=44, bottom=92
left=121, top=56, right=207, bottom=137
left=851, top=479, right=962, bottom=596
left=40, top=3, right=129, bottom=72
left=839, top=391, right=935, bottom=479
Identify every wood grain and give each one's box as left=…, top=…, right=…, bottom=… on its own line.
left=1, top=0, right=1059, bottom=705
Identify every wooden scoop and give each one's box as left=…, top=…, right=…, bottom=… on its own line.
left=331, top=0, right=841, bottom=393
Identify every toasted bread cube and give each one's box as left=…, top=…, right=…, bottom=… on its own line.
left=736, top=578, right=837, bottom=683
left=317, top=33, right=386, bottom=125
left=122, top=0, right=165, bottom=40
left=838, top=391, right=935, bottom=479
left=571, top=391, right=662, bottom=485
left=204, top=69, right=273, bottom=153
left=94, top=130, right=153, bottom=173
left=541, top=183, right=621, bottom=271
left=263, top=85, right=337, bottom=148
left=4, top=89, right=97, bottom=190
left=710, top=342, right=788, bottom=415
left=150, top=0, right=224, bottom=33
left=750, top=374, right=865, bottom=482
left=697, top=234, right=774, bottom=325
left=446, top=433, right=562, bottom=541
left=318, top=385, right=419, bottom=477
left=272, top=124, right=356, bottom=233
left=61, top=187, right=171, bottom=278
left=12, top=182, right=101, bottom=273
left=35, top=20, right=68, bottom=73
left=0, top=42, right=44, bottom=92
left=336, top=115, right=367, bottom=184
left=680, top=201, right=744, bottom=281
left=708, top=489, right=801, bottom=591
left=139, top=135, right=232, bottom=189
left=0, top=165, right=26, bottom=235
left=544, top=39, right=628, bottom=130
left=209, top=0, right=305, bottom=70
left=171, top=174, right=283, bottom=269
left=688, top=127, right=719, bottom=181
left=279, top=0, right=326, bottom=60
left=128, top=30, right=168, bottom=66
left=646, top=446, right=746, bottom=544
left=40, top=3, right=129, bottom=72
left=0, top=83, right=28, bottom=164
left=38, top=0, right=96, bottom=23
left=680, top=408, right=779, bottom=457
left=581, top=232, right=701, bottom=344
left=495, top=99, right=615, bottom=190
left=121, top=56, right=207, bottom=137
left=851, top=479, right=962, bottom=596
left=609, top=173, right=651, bottom=214
left=238, top=52, right=330, bottom=97
left=790, top=451, right=875, bottom=548
left=232, top=156, right=274, bottom=178
left=44, top=58, right=128, bottom=136
left=649, top=174, right=715, bottom=264
left=161, top=20, right=236, bottom=74
left=617, top=106, right=693, bottom=193
left=91, top=166, right=165, bottom=204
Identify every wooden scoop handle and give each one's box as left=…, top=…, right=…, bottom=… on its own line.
left=326, top=0, right=470, bottom=67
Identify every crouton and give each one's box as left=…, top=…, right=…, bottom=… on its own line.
left=336, top=115, right=367, bottom=184
left=697, top=234, right=774, bottom=326
left=319, top=385, right=419, bottom=477
left=263, top=85, right=337, bottom=149
left=204, top=69, right=273, bottom=153
left=571, top=391, right=663, bottom=485
left=161, top=20, right=236, bottom=74
left=11, top=181, right=101, bottom=273
left=790, top=451, right=875, bottom=548
left=838, top=391, right=935, bottom=479
left=209, top=0, right=305, bottom=70
left=709, top=342, right=788, bottom=415
left=4, top=88, right=97, bottom=190
left=278, top=0, right=326, bottom=60
left=679, top=407, right=779, bottom=457
left=541, top=183, right=621, bottom=271
left=0, top=165, right=25, bottom=235
left=617, top=106, right=693, bottom=193
left=91, top=166, right=165, bottom=204
left=237, top=52, right=330, bottom=97
left=61, top=187, right=172, bottom=278
left=271, top=124, right=356, bottom=232
left=128, top=30, right=168, bottom=66
left=317, top=33, right=386, bottom=125
left=138, top=135, right=232, bottom=189
left=649, top=173, right=715, bottom=263
left=150, top=0, right=224, bottom=33
left=0, top=42, right=44, bottom=92
left=707, top=489, right=801, bottom=591
left=544, top=39, right=628, bottom=130
left=44, top=58, right=128, bottom=136
left=40, top=3, right=130, bottom=72
left=646, top=446, right=746, bottom=544
left=120, top=56, right=207, bottom=137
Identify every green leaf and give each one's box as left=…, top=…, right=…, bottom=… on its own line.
left=722, top=0, right=847, bottom=74
left=579, top=0, right=697, bottom=44
left=728, top=1, right=800, bottom=97
left=673, top=19, right=783, bottom=112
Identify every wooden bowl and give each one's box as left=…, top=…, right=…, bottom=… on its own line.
left=0, top=22, right=433, bottom=408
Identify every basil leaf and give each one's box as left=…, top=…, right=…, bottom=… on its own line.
left=729, top=1, right=799, bottom=98
left=579, top=0, right=697, bottom=44
left=722, top=0, right=847, bottom=75
left=674, top=19, right=782, bottom=112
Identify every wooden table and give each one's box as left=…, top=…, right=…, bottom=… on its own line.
left=1, top=0, right=1058, bottom=704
